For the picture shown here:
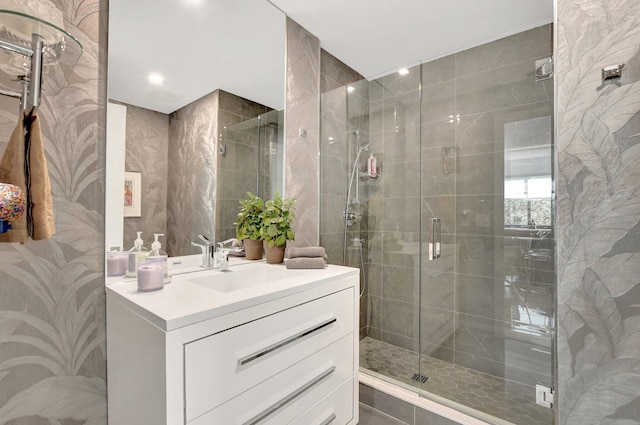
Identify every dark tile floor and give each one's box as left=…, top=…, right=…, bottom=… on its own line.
left=359, top=403, right=409, bottom=425
left=360, top=337, right=552, bottom=425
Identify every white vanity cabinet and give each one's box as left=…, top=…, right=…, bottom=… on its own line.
left=106, top=262, right=359, bottom=425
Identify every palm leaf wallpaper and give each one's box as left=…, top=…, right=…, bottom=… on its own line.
left=0, top=0, right=108, bottom=423
left=557, top=0, right=640, bottom=423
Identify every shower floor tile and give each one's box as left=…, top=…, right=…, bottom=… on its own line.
left=360, top=337, right=552, bottom=425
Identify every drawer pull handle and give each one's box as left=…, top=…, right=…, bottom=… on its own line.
left=319, top=412, right=337, bottom=425
left=239, top=317, right=337, bottom=366
left=243, top=366, right=336, bottom=425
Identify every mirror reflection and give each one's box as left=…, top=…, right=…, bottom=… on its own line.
left=105, top=0, right=285, bottom=257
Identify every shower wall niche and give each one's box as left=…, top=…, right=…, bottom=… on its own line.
left=320, top=24, right=554, bottom=425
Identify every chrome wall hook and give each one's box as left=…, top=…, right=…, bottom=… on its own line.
left=602, top=64, right=625, bottom=82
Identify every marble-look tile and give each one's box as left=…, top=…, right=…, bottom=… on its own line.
left=421, top=147, right=456, bottom=196
left=456, top=59, right=553, bottom=117
left=381, top=161, right=421, bottom=199
left=455, top=194, right=498, bottom=236
left=285, top=18, right=321, bottom=247
left=381, top=196, right=420, bottom=232
left=320, top=49, right=363, bottom=94
left=419, top=306, right=455, bottom=349
left=360, top=384, right=415, bottom=425
left=455, top=151, right=503, bottom=196
left=454, top=312, right=551, bottom=382
left=320, top=154, right=349, bottom=196
left=380, top=330, right=420, bottom=353
left=421, top=80, right=456, bottom=124
left=422, top=196, right=456, bottom=235
left=219, top=89, right=269, bottom=118
left=321, top=87, right=348, bottom=126
left=455, top=25, right=552, bottom=78
left=383, top=126, right=420, bottom=164
left=421, top=119, right=456, bottom=149
left=367, top=262, right=383, bottom=297
left=320, top=193, right=347, bottom=234
left=382, top=264, right=419, bottom=304
left=456, top=100, right=552, bottom=156
left=381, top=64, right=421, bottom=96
left=415, top=407, right=459, bottom=425
left=421, top=54, right=456, bottom=85
left=419, top=270, right=455, bottom=311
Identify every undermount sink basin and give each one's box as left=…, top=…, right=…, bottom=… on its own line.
left=187, top=266, right=302, bottom=293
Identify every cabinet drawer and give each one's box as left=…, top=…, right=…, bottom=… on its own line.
left=185, top=288, right=354, bottom=422
left=189, top=333, right=354, bottom=425
left=289, top=378, right=354, bottom=425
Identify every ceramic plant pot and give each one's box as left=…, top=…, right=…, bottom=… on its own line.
left=243, top=238, right=263, bottom=260
left=264, top=243, right=285, bottom=264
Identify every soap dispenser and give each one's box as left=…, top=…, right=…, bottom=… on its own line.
left=126, top=231, right=149, bottom=278
left=146, top=233, right=171, bottom=284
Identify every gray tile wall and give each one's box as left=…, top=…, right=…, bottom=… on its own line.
left=360, top=383, right=460, bottom=425
left=167, top=89, right=270, bottom=255
left=342, top=26, right=555, bottom=423
left=285, top=18, right=321, bottom=247
left=318, top=48, right=368, bottom=336
left=321, top=49, right=364, bottom=94
left=216, top=90, right=271, bottom=242
left=556, top=1, right=640, bottom=424
left=122, top=105, right=169, bottom=249
left=426, top=25, right=554, bottom=392
left=367, top=65, right=422, bottom=356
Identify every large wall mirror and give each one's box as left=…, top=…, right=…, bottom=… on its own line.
left=105, top=0, right=285, bottom=258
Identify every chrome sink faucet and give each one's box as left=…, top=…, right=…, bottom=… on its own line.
left=191, top=234, right=215, bottom=268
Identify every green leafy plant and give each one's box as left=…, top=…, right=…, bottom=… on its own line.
left=261, top=192, right=296, bottom=248
left=234, top=192, right=265, bottom=241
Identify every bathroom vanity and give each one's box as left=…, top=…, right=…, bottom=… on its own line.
left=106, top=261, right=359, bottom=425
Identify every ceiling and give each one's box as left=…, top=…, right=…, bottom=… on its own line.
left=108, top=0, right=286, bottom=114
left=271, top=0, right=553, bottom=79
left=108, top=0, right=553, bottom=114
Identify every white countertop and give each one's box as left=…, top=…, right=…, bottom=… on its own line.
left=105, top=259, right=359, bottom=332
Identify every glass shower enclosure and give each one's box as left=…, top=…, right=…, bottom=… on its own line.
left=319, top=25, right=554, bottom=425
left=217, top=109, right=284, bottom=242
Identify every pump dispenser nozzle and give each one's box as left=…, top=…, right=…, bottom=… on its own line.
left=134, top=231, right=143, bottom=247
left=152, top=233, right=164, bottom=252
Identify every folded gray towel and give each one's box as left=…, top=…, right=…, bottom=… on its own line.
left=287, top=246, right=328, bottom=260
left=285, top=257, right=327, bottom=269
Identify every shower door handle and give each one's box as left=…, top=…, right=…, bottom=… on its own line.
left=429, top=218, right=441, bottom=260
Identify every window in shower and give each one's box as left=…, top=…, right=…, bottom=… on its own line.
left=504, top=116, right=553, bottom=227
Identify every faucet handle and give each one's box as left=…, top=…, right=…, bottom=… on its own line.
left=198, top=234, right=215, bottom=246
left=219, top=249, right=230, bottom=271
left=192, top=238, right=214, bottom=268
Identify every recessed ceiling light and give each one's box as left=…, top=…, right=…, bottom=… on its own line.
left=148, top=73, right=164, bottom=85
left=398, top=68, right=409, bottom=75
left=328, top=136, right=334, bottom=141
left=347, top=86, right=355, bottom=92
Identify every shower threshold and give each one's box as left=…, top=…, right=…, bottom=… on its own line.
left=360, top=337, right=552, bottom=425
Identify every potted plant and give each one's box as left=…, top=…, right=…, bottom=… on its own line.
left=234, top=192, right=265, bottom=260
left=260, top=193, right=296, bottom=264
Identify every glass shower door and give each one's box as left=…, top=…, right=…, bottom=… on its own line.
left=417, top=25, right=555, bottom=425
